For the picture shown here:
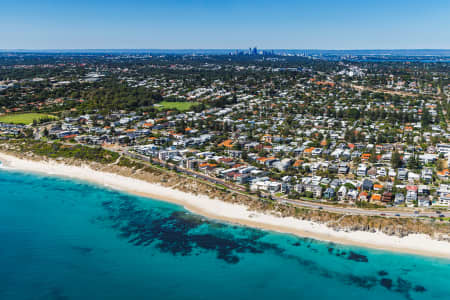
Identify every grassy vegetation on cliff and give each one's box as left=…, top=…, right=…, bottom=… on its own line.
left=2, top=140, right=119, bottom=164
left=117, top=157, right=146, bottom=169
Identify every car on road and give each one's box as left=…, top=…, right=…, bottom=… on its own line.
left=380, top=213, right=386, bottom=216
left=318, top=206, right=323, bottom=210
left=395, top=214, right=400, bottom=217
left=414, top=211, right=419, bottom=214
left=439, top=214, right=445, bottom=218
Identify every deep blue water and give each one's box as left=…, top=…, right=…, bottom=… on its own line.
left=0, top=169, right=449, bottom=300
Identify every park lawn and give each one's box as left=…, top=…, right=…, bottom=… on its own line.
left=0, top=113, right=58, bottom=125
left=156, top=101, right=199, bottom=112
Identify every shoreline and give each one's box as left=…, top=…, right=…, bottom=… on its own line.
left=0, top=152, right=449, bottom=259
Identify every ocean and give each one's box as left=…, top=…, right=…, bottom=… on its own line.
left=0, top=169, right=449, bottom=300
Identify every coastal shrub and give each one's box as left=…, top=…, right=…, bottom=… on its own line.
left=9, top=140, right=119, bottom=164
left=118, top=157, right=145, bottom=169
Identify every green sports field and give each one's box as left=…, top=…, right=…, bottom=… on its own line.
left=0, top=113, right=58, bottom=125
left=155, top=101, right=199, bottom=112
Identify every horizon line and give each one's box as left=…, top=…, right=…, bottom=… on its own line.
left=1, top=48, right=450, bottom=51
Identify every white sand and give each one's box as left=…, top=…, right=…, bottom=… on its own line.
left=0, top=152, right=449, bottom=259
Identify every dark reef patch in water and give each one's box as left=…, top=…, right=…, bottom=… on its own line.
left=98, top=199, right=285, bottom=264
left=97, top=195, right=426, bottom=299
left=347, top=251, right=368, bottom=262
left=346, top=274, right=377, bottom=289
left=381, top=278, right=393, bottom=290
left=394, top=278, right=414, bottom=300
left=332, top=249, right=347, bottom=257
left=414, top=285, right=426, bottom=292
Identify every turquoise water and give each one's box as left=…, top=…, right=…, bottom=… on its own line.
left=0, top=169, right=449, bottom=300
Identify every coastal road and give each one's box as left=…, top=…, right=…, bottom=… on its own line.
left=121, top=149, right=447, bottom=220
left=278, top=198, right=444, bottom=218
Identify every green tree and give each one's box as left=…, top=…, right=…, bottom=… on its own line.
left=407, top=154, right=419, bottom=170
left=391, top=151, right=402, bottom=169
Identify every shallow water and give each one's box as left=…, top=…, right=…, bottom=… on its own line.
left=0, top=169, right=449, bottom=300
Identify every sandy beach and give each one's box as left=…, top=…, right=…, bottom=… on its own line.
left=0, top=152, right=449, bottom=259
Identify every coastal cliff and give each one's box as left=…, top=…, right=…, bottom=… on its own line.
left=1, top=139, right=449, bottom=243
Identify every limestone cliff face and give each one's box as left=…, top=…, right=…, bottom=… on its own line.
left=1, top=142, right=449, bottom=242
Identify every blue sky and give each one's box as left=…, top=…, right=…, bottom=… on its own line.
left=1, top=0, right=450, bottom=49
